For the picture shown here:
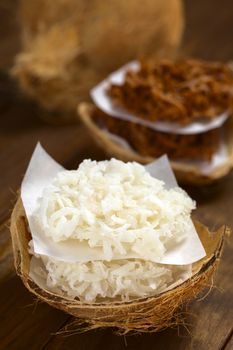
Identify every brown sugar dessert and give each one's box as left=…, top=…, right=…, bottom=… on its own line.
left=93, top=108, right=220, bottom=161
left=108, top=59, right=233, bottom=125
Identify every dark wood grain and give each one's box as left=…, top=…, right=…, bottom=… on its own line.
left=0, top=0, right=233, bottom=349
left=0, top=275, right=69, bottom=350
left=0, top=222, right=14, bottom=281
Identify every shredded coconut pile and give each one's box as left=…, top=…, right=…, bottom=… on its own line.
left=30, top=158, right=195, bottom=302
left=36, top=255, right=190, bottom=302
left=34, top=159, right=195, bottom=262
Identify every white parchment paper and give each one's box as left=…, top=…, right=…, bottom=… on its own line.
left=91, top=61, right=229, bottom=135
left=21, top=143, right=206, bottom=265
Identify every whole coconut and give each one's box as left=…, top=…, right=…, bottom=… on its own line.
left=12, top=0, right=184, bottom=122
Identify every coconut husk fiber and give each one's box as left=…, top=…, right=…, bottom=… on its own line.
left=77, top=103, right=233, bottom=185
left=10, top=197, right=227, bottom=334
left=12, top=0, right=184, bottom=123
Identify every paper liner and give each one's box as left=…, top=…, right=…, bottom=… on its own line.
left=90, top=61, right=229, bottom=135
left=10, top=199, right=227, bottom=333
left=20, top=143, right=205, bottom=264
left=77, top=103, right=233, bottom=185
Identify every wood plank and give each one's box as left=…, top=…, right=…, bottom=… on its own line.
left=43, top=328, right=108, bottom=350
left=0, top=222, right=14, bottom=281
left=0, top=202, right=70, bottom=350
left=0, top=274, right=69, bottom=350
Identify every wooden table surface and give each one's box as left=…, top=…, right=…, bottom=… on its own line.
left=0, top=1, right=233, bottom=349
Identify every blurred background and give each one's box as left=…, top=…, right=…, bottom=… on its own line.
left=1, top=0, right=233, bottom=69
